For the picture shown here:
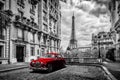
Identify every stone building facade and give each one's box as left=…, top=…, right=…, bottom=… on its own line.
left=0, top=0, right=13, bottom=64
left=92, top=32, right=113, bottom=58
left=109, top=0, right=120, bottom=61
left=0, top=0, right=61, bottom=64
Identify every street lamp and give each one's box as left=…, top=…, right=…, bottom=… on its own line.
left=98, top=36, right=101, bottom=58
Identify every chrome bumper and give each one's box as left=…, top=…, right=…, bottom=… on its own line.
left=30, top=66, right=48, bottom=70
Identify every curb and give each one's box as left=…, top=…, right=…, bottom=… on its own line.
left=67, top=63, right=118, bottom=80
left=0, top=66, right=28, bottom=73
left=100, top=65, right=118, bottom=80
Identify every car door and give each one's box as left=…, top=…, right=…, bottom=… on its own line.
left=51, top=54, right=58, bottom=68
left=57, top=54, right=63, bottom=67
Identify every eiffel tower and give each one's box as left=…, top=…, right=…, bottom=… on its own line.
left=67, top=13, right=78, bottom=50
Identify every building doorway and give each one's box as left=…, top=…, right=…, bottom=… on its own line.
left=16, top=46, right=24, bottom=62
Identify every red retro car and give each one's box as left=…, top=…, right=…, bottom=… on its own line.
left=30, top=52, right=66, bottom=72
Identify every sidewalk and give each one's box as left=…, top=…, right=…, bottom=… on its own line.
left=102, top=60, right=120, bottom=80
left=0, top=62, right=29, bottom=73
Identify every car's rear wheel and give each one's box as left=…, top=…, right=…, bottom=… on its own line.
left=47, top=64, right=53, bottom=72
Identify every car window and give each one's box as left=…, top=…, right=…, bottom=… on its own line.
left=51, top=55, right=55, bottom=58
left=41, top=53, right=62, bottom=58
left=57, top=54, right=62, bottom=58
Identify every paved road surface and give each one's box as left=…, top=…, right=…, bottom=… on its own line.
left=0, top=65, right=109, bottom=80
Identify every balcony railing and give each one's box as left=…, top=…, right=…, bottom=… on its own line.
left=0, top=35, right=5, bottom=40
left=14, top=15, right=39, bottom=29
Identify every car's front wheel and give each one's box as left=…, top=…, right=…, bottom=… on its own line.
left=47, top=64, right=53, bottom=72
left=32, top=69, right=38, bottom=72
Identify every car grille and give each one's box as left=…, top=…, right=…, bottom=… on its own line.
left=35, top=62, right=41, bottom=67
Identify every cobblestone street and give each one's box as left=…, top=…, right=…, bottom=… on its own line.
left=0, top=65, right=109, bottom=80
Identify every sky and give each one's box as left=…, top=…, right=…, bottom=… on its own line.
left=60, top=0, right=111, bottom=51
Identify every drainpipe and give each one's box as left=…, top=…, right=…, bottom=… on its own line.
left=8, top=0, right=11, bottom=64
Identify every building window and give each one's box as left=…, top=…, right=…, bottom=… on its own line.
left=43, top=24, right=48, bottom=32
left=0, top=2, right=4, bottom=10
left=37, top=50, right=39, bottom=55
left=30, top=32, right=34, bottom=42
left=43, top=0, right=47, bottom=10
left=43, top=12, right=47, bottom=22
left=41, top=48, right=44, bottom=56
left=0, top=46, right=3, bottom=57
left=30, top=5, right=36, bottom=15
left=31, top=47, right=34, bottom=56
left=18, top=11, right=23, bottom=21
left=17, top=28, right=24, bottom=40
left=0, top=28, right=4, bottom=40
left=29, top=0, right=36, bottom=15
left=17, top=0, right=25, bottom=8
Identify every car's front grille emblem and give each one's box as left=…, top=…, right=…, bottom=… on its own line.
left=35, top=62, right=41, bottom=67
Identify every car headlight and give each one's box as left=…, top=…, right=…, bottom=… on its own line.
left=30, top=61, right=35, bottom=67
